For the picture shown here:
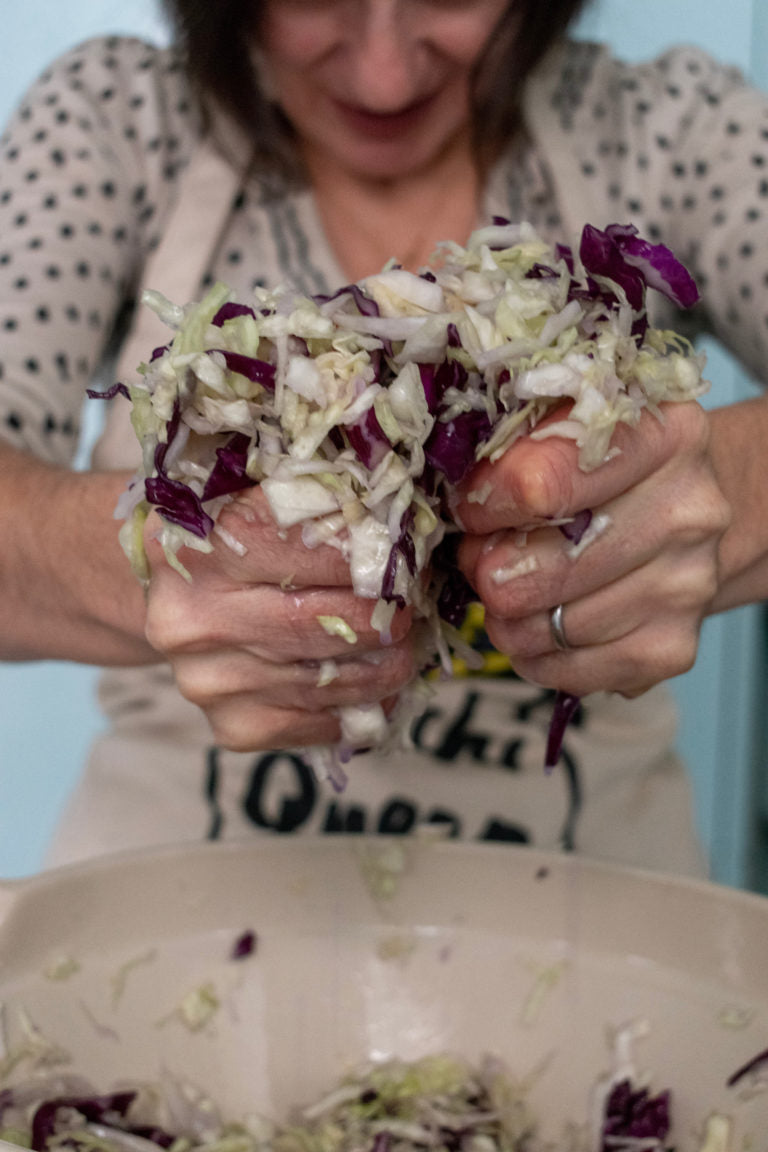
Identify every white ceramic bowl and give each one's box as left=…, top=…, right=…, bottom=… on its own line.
left=1, top=839, right=767, bottom=1150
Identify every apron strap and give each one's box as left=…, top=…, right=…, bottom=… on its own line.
left=91, top=133, right=247, bottom=470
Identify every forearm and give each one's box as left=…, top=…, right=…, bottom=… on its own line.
left=0, top=442, right=154, bottom=664
left=708, top=393, right=768, bottom=614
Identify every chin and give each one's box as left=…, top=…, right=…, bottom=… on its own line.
left=329, top=136, right=453, bottom=182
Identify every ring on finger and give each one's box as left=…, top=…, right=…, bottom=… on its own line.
left=549, top=603, right=572, bottom=652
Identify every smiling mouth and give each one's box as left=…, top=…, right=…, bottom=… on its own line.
left=333, top=95, right=435, bottom=140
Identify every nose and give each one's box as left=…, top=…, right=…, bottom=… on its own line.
left=342, top=0, right=427, bottom=111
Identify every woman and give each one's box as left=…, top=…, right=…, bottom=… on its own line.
left=0, top=0, right=764, bottom=871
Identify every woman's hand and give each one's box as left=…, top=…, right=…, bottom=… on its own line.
left=144, top=487, right=415, bottom=751
left=455, top=401, right=731, bottom=698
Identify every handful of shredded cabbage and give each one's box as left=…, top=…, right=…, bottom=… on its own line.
left=100, top=220, right=708, bottom=786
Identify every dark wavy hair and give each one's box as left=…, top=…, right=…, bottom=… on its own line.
left=161, top=0, right=592, bottom=178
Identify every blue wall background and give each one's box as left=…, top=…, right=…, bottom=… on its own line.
left=1, top=0, right=766, bottom=883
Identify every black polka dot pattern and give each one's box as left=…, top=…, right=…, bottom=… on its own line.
left=0, top=36, right=200, bottom=463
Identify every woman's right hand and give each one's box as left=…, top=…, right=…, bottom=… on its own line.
left=143, top=487, right=415, bottom=751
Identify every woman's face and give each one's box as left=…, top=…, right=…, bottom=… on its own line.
left=259, top=0, right=510, bottom=181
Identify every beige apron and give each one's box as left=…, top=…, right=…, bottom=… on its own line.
left=46, top=135, right=706, bottom=879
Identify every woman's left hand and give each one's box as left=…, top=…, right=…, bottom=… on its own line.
left=455, top=401, right=730, bottom=698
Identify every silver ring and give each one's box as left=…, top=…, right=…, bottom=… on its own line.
left=549, top=603, right=571, bottom=652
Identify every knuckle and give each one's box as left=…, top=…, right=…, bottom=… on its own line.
left=173, top=662, right=225, bottom=709
left=662, top=399, right=710, bottom=459
left=712, top=490, right=732, bottom=536
left=209, top=703, right=336, bottom=753
left=144, top=598, right=188, bottom=654
left=642, top=625, right=699, bottom=683
left=660, top=635, right=698, bottom=680
left=207, top=715, right=258, bottom=754
left=663, top=479, right=731, bottom=550
left=698, top=484, right=732, bottom=539
left=657, top=554, right=716, bottom=613
left=146, top=601, right=226, bottom=656
left=512, top=441, right=575, bottom=520
left=696, top=561, right=721, bottom=607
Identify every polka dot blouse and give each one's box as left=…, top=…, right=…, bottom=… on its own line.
left=0, top=35, right=766, bottom=467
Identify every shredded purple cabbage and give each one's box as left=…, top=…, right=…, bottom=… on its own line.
left=86, top=382, right=130, bottom=401
left=230, top=928, right=257, bottom=960
left=201, top=432, right=256, bottom=502
left=559, top=509, right=592, bottom=545
left=316, top=282, right=380, bottom=318
left=436, top=568, right=477, bottom=630
left=526, top=262, right=561, bottom=282
left=726, top=1044, right=768, bottom=1088
left=30, top=1093, right=177, bottom=1152
left=31, top=1092, right=137, bottom=1151
left=418, top=358, right=467, bottom=414
left=212, top=302, right=257, bottom=326
left=381, top=509, right=417, bottom=605
left=143, top=400, right=217, bottom=536
left=346, top=406, right=390, bottom=470
left=210, top=349, right=276, bottom=390
left=542, top=511, right=592, bottom=760
left=153, top=398, right=182, bottom=475
left=145, top=474, right=214, bottom=538
left=545, top=690, right=582, bottom=771
left=425, top=409, right=493, bottom=485
left=580, top=223, right=699, bottom=313
left=601, top=1079, right=671, bottom=1149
